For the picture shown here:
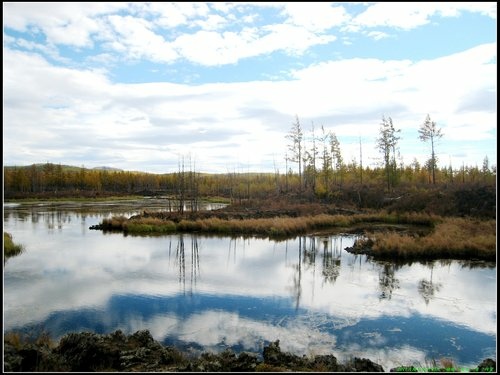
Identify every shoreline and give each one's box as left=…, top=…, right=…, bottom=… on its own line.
left=3, top=329, right=496, bottom=372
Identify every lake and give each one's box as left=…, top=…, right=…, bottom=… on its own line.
left=3, top=201, right=496, bottom=371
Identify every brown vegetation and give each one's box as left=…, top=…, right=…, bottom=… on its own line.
left=347, top=217, right=496, bottom=261
left=96, top=208, right=438, bottom=238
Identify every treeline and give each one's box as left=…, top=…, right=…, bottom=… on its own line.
left=4, top=160, right=495, bottom=200
left=3, top=163, right=281, bottom=200
left=284, top=114, right=496, bottom=196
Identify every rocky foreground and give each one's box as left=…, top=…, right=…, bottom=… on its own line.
left=4, top=330, right=496, bottom=372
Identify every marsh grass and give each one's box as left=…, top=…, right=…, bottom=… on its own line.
left=4, top=232, right=24, bottom=258
left=125, top=217, right=177, bottom=233
left=369, top=217, right=496, bottom=261
left=101, top=211, right=437, bottom=237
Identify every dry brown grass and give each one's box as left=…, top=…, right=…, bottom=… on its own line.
left=369, top=217, right=496, bottom=260
left=102, top=211, right=439, bottom=237
left=440, top=358, right=457, bottom=371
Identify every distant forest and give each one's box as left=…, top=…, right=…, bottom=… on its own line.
left=3, top=159, right=495, bottom=214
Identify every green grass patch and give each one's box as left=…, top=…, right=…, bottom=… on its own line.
left=4, top=232, right=24, bottom=258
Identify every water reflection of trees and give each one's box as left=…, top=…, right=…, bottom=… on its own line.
left=378, top=263, right=401, bottom=300
left=288, top=235, right=344, bottom=309
left=172, top=235, right=200, bottom=296
left=417, top=262, right=442, bottom=305
left=288, top=237, right=303, bottom=311
left=320, top=236, right=342, bottom=286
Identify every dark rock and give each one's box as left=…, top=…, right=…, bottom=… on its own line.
left=352, top=357, right=385, bottom=372
left=310, top=354, right=340, bottom=371
left=129, top=329, right=155, bottom=347
left=471, top=358, right=496, bottom=372
left=56, top=331, right=121, bottom=371
left=262, top=339, right=316, bottom=370
left=182, top=349, right=259, bottom=372
left=262, top=339, right=281, bottom=365
left=3, top=343, right=24, bottom=372
left=233, top=351, right=259, bottom=372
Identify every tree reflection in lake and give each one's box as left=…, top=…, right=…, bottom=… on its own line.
left=173, top=234, right=200, bottom=296
left=287, top=235, right=347, bottom=309
left=321, top=236, right=342, bottom=286
left=288, top=237, right=303, bottom=311
left=378, top=263, right=401, bottom=300
left=418, top=262, right=442, bottom=305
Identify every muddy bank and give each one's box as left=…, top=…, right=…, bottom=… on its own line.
left=4, top=330, right=495, bottom=372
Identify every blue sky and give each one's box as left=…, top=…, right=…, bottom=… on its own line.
left=3, top=2, right=497, bottom=174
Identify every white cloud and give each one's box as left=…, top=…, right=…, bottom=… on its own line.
left=366, top=31, right=391, bottom=41
left=281, top=2, right=350, bottom=31
left=2, top=2, right=127, bottom=47
left=260, top=23, right=336, bottom=56
left=435, top=2, right=497, bottom=19
left=106, top=15, right=178, bottom=63
left=147, top=2, right=210, bottom=28
left=171, top=24, right=335, bottom=66
left=3, top=3, right=342, bottom=67
left=2, top=2, right=496, bottom=172
left=193, top=14, right=229, bottom=31
left=350, top=2, right=497, bottom=31
left=3, top=38, right=496, bottom=172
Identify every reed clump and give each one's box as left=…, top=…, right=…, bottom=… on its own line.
left=125, top=217, right=176, bottom=234
left=101, top=215, right=128, bottom=230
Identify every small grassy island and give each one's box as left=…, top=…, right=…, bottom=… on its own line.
left=4, top=232, right=24, bottom=259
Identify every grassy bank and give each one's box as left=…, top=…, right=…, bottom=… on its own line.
left=99, top=212, right=436, bottom=237
left=4, top=232, right=24, bottom=258
left=366, top=217, right=496, bottom=261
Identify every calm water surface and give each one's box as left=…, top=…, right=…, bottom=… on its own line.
left=3, top=202, right=496, bottom=371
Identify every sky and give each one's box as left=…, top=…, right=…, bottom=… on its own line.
left=3, top=2, right=497, bottom=174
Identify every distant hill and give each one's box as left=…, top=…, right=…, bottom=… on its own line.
left=92, top=166, right=123, bottom=171
left=4, top=163, right=123, bottom=173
